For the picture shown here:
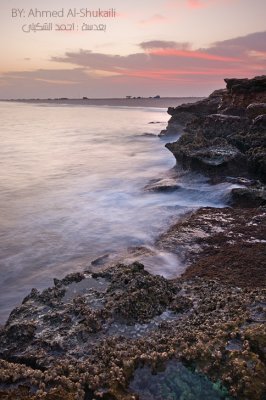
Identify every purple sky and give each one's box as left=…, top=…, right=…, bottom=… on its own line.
left=0, top=0, right=265, bottom=98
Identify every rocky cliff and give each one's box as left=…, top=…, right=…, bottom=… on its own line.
left=163, top=76, right=266, bottom=188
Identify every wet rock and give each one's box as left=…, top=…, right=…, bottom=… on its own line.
left=60, top=272, right=85, bottom=286
left=140, top=132, right=157, bottom=137
left=160, top=111, right=196, bottom=136
left=5, top=322, right=36, bottom=342
left=166, top=138, right=245, bottom=176
left=184, top=242, right=266, bottom=288
left=22, top=287, right=40, bottom=303
left=225, top=176, right=257, bottom=186
left=252, top=113, right=266, bottom=129
left=157, top=206, right=266, bottom=288
left=169, top=295, right=193, bottom=313
left=0, top=260, right=265, bottom=399
left=91, top=254, right=110, bottom=266
left=131, top=261, right=145, bottom=272
left=129, top=361, right=231, bottom=399
left=38, top=286, right=66, bottom=306
left=144, top=177, right=180, bottom=192
left=246, top=103, right=266, bottom=119
left=230, top=186, right=266, bottom=208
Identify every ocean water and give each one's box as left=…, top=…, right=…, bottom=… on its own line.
left=0, top=101, right=237, bottom=323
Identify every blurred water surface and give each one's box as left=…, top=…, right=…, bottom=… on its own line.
left=0, top=102, right=236, bottom=322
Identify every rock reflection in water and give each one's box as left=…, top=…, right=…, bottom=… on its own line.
left=129, top=361, right=231, bottom=400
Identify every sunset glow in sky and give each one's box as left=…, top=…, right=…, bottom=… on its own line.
left=0, top=0, right=265, bottom=98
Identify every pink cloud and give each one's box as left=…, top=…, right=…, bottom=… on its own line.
left=148, top=48, right=241, bottom=62
left=1, top=31, right=265, bottom=98
left=140, top=40, right=191, bottom=50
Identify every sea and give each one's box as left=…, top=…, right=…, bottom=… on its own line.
left=0, top=100, right=238, bottom=323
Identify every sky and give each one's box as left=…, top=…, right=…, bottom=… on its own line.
left=0, top=0, right=265, bottom=98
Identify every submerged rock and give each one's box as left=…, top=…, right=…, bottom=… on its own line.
left=130, top=361, right=231, bottom=399
left=144, top=177, right=180, bottom=192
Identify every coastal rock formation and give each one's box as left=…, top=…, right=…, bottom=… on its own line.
left=160, top=90, right=224, bottom=136
left=0, top=261, right=265, bottom=400
left=157, top=206, right=266, bottom=287
left=246, top=103, right=266, bottom=119
left=163, top=76, right=266, bottom=183
left=230, top=185, right=266, bottom=208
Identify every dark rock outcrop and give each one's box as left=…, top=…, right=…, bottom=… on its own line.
left=160, top=91, right=221, bottom=136
left=230, top=185, right=266, bottom=207
left=246, top=103, right=266, bottom=119
left=164, top=76, right=266, bottom=183
left=144, top=177, right=180, bottom=192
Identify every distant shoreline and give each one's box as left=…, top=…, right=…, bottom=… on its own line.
left=0, top=97, right=204, bottom=109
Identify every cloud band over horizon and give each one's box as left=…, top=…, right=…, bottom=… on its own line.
left=1, top=31, right=266, bottom=98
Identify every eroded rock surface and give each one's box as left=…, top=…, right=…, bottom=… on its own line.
left=163, top=76, right=266, bottom=183
left=0, top=261, right=265, bottom=400
left=157, top=207, right=266, bottom=288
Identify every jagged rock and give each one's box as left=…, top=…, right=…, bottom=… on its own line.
left=5, top=322, right=36, bottom=342
left=60, top=272, right=85, bottom=286
left=246, top=103, right=266, bottom=119
left=0, top=259, right=266, bottom=400
left=166, top=137, right=245, bottom=176
left=22, top=288, right=40, bottom=303
left=164, top=75, right=266, bottom=181
left=161, top=91, right=223, bottom=135
left=91, top=254, right=110, bottom=266
left=168, top=90, right=223, bottom=117
left=185, top=113, right=251, bottom=138
left=230, top=186, right=266, bottom=208
left=219, top=105, right=246, bottom=116
left=225, top=75, right=266, bottom=94
left=225, top=176, right=257, bottom=186
left=252, top=113, right=266, bottom=129
left=220, top=76, right=266, bottom=111
left=140, top=132, right=157, bottom=137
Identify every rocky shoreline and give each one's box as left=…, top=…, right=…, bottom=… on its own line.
left=0, top=76, right=265, bottom=400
